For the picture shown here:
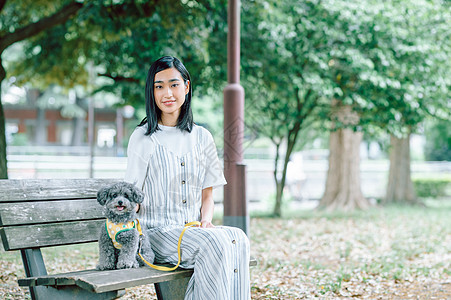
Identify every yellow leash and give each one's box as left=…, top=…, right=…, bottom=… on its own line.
left=137, top=221, right=201, bottom=271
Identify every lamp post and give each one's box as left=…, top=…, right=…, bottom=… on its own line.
left=88, top=62, right=95, bottom=178
left=223, top=0, right=248, bottom=236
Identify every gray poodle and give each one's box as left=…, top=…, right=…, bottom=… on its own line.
left=96, top=182, right=154, bottom=270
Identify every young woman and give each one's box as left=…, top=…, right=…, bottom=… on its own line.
left=125, top=56, right=250, bottom=299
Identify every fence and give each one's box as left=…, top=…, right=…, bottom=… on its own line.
left=7, top=149, right=450, bottom=205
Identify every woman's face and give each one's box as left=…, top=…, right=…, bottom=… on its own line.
left=153, top=68, right=189, bottom=123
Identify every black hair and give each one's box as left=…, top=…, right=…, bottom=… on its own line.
left=138, top=56, right=193, bottom=135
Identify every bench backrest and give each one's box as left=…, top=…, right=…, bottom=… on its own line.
left=0, top=179, right=120, bottom=251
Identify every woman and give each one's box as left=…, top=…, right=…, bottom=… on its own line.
left=125, top=56, right=250, bottom=299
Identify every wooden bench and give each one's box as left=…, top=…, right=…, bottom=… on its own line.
left=0, top=179, right=256, bottom=300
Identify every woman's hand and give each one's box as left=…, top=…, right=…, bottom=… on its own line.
left=200, top=220, right=215, bottom=228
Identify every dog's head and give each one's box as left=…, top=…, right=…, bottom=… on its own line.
left=97, top=182, right=144, bottom=223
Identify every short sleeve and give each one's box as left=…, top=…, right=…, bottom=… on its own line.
left=124, top=127, right=154, bottom=190
left=202, top=128, right=227, bottom=189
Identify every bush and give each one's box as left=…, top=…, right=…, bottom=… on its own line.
left=424, top=119, right=451, bottom=161
left=413, top=177, right=451, bottom=198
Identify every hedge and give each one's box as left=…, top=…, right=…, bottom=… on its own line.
left=413, top=176, right=451, bottom=198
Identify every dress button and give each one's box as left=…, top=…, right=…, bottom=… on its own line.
left=234, top=269, right=238, bottom=273
left=181, top=162, right=185, bottom=166
left=232, top=240, right=236, bottom=244
left=182, top=199, right=187, bottom=204
left=182, top=180, right=186, bottom=184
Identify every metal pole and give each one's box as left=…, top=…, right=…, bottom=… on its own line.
left=88, top=62, right=95, bottom=178
left=116, top=108, right=124, bottom=156
left=223, top=0, right=249, bottom=236
left=88, top=98, right=94, bottom=178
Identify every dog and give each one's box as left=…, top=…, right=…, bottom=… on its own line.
left=96, top=181, right=155, bottom=270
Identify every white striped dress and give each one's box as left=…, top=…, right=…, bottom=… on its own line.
left=125, top=124, right=251, bottom=299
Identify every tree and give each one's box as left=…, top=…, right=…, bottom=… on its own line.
left=242, top=0, right=388, bottom=213
left=11, top=0, right=228, bottom=104
left=2, top=0, right=229, bottom=177
left=241, top=0, right=333, bottom=216
left=347, top=0, right=451, bottom=204
left=384, top=0, right=450, bottom=203
left=0, top=0, right=83, bottom=178
left=243, top=0, right=450, bottom=212
left=315, top=0, right=402, bottom=211
left=320, top=0, right=450, bottom=207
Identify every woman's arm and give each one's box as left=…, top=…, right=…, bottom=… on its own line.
left=200, top=187, right=215, bottom=228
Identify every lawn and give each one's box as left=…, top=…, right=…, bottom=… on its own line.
left=1, top=200, right=450, bottom=299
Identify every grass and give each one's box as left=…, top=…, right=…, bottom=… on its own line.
left=249, top=198, right=451, bottom=299
left=1, top=198, right=450, bottom=299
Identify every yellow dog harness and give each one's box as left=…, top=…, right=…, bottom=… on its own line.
left=106, top=219, right=143, bottom=249
left=106, top=218, right=200, bottom=271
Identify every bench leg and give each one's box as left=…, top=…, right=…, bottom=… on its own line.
left=21, top=248, right=48, bottom=300
left=155, top=277, right=190, bottom=300
left=20, top=248, right=124, bottom=299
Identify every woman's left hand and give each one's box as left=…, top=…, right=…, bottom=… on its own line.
left=200, top=220, right=215, bottom=228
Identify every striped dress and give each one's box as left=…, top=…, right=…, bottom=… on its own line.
left=125, top=124, right=250, bottom=299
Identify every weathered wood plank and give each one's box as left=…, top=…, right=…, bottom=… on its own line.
left=0, top=179, right=120, bottom=202
left=37, top=277, right=56, bottom=286
left=0, top=199, right=104, bottom=226
left=18, top=269, right=99, bottom=287
left=18, top=258, right=258, bottom=291
left=20, top=267, right=193, bottom=292
left=1, top=219, right=104, bottom=250
left=78, top=268, right=195, bottom=293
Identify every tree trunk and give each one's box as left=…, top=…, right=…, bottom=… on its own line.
left=272, top=121, right=302, bottom=217
left=0, top=60, right=7, bottom=179
left=320, top=128, right=369, bottom=211
left=320, top=101, right=370, bottom=211
left=384, top=134, right=417, bottom=204
left=273, top=143, right=283, bottom=217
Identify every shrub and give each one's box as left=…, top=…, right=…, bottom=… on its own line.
left=413, top=177, right=451, bottom=198
left=424, top=119, right=451, bottom=161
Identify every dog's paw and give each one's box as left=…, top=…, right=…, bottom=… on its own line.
left=117, top=260, right=139, bottom=269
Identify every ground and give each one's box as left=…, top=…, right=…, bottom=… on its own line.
left=0, top=201, right=450, bottom=299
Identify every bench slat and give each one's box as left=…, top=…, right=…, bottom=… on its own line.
left=0, top=179, right=120, bottom=202
left=19, top=257, right=258, bottom=293
left=18, top=267, right=193, bottom=293
left=18, top=269, right=98, bottom=287
left=78, top=268, right=194, bottom=293
left=0, top=219, right=104, bottom=250
left=0, top=199, right=104, bottom=226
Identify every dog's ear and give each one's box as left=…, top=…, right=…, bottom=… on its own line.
left=130, top=185, right=144, bottom=204
left=97, top=186, right=110, bottom=206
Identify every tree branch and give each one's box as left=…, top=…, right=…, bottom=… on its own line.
left=98, top=73, right=140, bottom=83
left=0, top=0, right=7, bottom=13
left=105, top=1, right=156, bottom=19
left=0, top=1, right=83, bottom=52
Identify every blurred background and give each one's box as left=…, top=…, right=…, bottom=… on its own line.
left=1, top=0, right=450, bottom=215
